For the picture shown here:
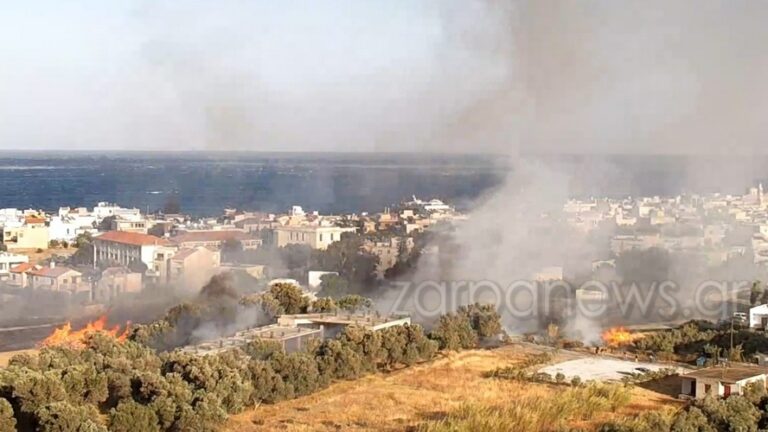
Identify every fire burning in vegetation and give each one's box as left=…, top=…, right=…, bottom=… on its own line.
left=40, top=315, right=130, bottom=348
left=601, top=326, right=639, bottom=347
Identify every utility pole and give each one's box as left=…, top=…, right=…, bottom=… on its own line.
left=730, top=316, right=735, bottom=354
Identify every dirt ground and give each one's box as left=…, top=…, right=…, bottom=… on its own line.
left=539, top=357, right=689, bottom=381
left=224, top=345, right=682, bottom=432
left=12, top=247, right=76, bottom=265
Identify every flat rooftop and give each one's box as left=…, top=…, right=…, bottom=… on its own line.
left=178, top=324, right=322, bottom=356
left=236, top=324, right=322, bottom=341
left=683, top=364, right=768, bottom=383
left=277, top=312, right=410, bottom=328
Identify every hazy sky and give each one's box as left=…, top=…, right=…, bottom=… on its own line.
left=0, top=1, right=766, bottom=154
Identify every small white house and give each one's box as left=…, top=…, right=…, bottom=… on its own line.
left=749, top=304, right=768, bottom=330
left=49, top=214, right=97, bottom=242
left=680, top=364, right=768, bottom=399
left=754, top=353, right=768, bottom=366
left=0, top=252, right=29, bottom=279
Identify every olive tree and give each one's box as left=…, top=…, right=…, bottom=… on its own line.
left=429, top=313, right=478, bottom=351
left=315, top=339, right=363, bottom=380
left=0, top=397, right=16, bottom=432
left=458, top=303, right=502, bottom=339
left=109, top=400, right=160, bottom=432
left=34, top=402, right=105, bottom=432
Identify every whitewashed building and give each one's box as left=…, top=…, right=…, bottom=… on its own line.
left=274, top=225, right=356, bottom=250
left=0, top=252, right=28, bottom=279
left=49, top=208, right=97, bottom=242
left=681, top=364, right=768, bottom=399
left=93, top=202, right=142, bottom=222
left=749, top=304, right=768, bottom=330
left=93, top=231, right=172, bottom=269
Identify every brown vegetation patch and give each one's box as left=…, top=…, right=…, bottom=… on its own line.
left=223, top=345, right=679, bottom=432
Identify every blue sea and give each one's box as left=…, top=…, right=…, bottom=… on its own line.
left=0, top=152, right=505, bottom=216
left=0, top=152, right=766, bottom=216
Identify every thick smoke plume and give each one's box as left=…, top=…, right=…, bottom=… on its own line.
left=3, top=2, right=768, bottom=343
left=3, top=1, right=768, bottom=153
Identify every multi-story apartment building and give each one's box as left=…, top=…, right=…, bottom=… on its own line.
left=273, top=225, right=356, bottom=250
left=92, top=231, right=171, bottom=269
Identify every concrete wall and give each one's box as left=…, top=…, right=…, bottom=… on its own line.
left=281, top=332, right=322, bottom=354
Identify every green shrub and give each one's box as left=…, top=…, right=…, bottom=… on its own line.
left=109, top=400, right=160, bottom=432
left=269, top=351, right=324, bottom=397
left=0, top=398, right=16, bottom=432
left=0, top=301, right=510, bottom=432
left=429, top=313, right=478, bottom=351
left=315, top=339, right=363, bottom=380
left=248, top=360, right=292, bottom=403
left=34, top=402, right=105, bottom=432
left=457, top=303, right=502, bottom=339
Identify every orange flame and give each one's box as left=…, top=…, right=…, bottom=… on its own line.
left=40, top=315, right=130, bottom=348
left=601, top=326, right=637, bottom=347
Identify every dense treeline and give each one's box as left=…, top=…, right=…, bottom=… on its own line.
left=633, top=320, right=768, bottom=362
left=0, top=300, right=501, bottom=431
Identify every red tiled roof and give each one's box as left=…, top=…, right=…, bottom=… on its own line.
left=10, top=262, right=35, bottom=273
left=29, top=265, right=80, bottom=278
left=25, top=216, right=46, bottom=225
left=95, top=230, right=170, bottom=246
left=171, top=230, right=252, bottom=244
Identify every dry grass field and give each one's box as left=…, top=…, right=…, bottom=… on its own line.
left=15, top=247, right=76, bottom=265
left=224, top=345, right=683, bottom=432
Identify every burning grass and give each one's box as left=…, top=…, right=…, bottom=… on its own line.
left=602, top=326, right=644, bottom=348
left=40, top=314, right=130, bottom=348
